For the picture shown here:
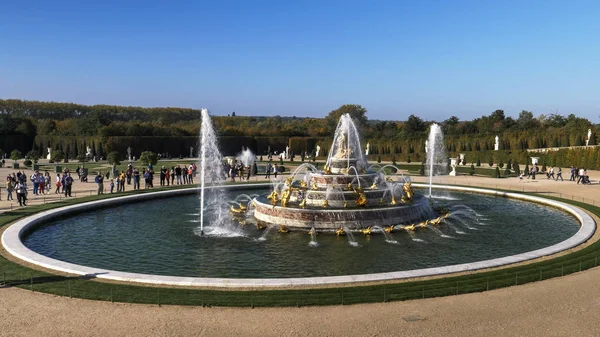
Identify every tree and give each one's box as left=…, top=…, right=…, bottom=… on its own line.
left=405, top=115, right=426, bottom=133
left=51, top=150, right=65, bottom=163
left=495, top=166, right=501, bottom=178
left=25, top=150, right=40, bottom=163
left=107, top=151, right=121, bottom=165
left=139, top=151, right=159, bottom=166
left=470, top=164, right=475, bottom=176
left=513, top=161, right=520, bottom=176
left=325, top=104, right=368, bottom=131
left=77, top=153, right=88, bottom=164
left=231, top=112, right=236, bottom=117
left=10, top=149, right=22, bottom=162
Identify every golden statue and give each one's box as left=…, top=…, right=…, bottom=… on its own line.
left=360, top=227, right=372, bottom=235
left=429, top=216, right=442, bottom=225
left=384, top=225, right=394, bottom=233
left=404, top=224, right=416, bottom=231
left=299, top=198, right=307, bottom=208
left=311, top=180, right=319, bottom=190
left=443, top=212, right=451, bottom=219
left=346, top=183, right=353, bottom=191
left=354, top=187, right=368, bottom=207
left=230, top=205, right=246, bottom=214
left=267, top=190, right=279, bottom=205
left=343, top=201, right=348, bottom=208
left=417, top=221, right=428, bottom=228
left=299, top=180, right=308, bottom=189
left=285, top=177, right=293, bottom=186
left=257, top=222, right=267, bottom=230
left=279, top=225, right=289, bottom=233
left=370, top=182, right=378, bottom=189
left=322, top=199, right=329, bottom=208
left=336, top=228, right=346, bottom=236
left=379, top=198, right=385, bottom=205
left=323, top=165, right=331, bottom=174
left=390, top=196, right=397, bottom=205
left=280, top=188, right=291, bottom=207
left=401, top=182, right=414, bottom=202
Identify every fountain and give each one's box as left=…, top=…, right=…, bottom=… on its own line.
left=199, top=109, right=226, bottom=236
left=247, top=114, right=436, bottom=231
left=425, top=123, right=447, bottom=197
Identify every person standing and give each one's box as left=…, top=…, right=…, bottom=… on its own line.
left=165, top=167, right=170, bottom=186
left=55, top=174, right=61, bottom=194
left=109, top=179, right=115, bottom=193
left=569, top=166, right=576, bottom=181
left=6, top=177, right=14, bottom=201
left=15, top=181, right=27, bottom=206
left=64, top=173, right=74, bottom=197
left=133, top=168, right=140, bottom=190
left=175, top=166, right=182, bottom=185
left=273, top=164, right=278, bottom=179
left=160, top=166, right=166, bottom=186
left=265, top=162, right=271, bottom=179
left=95, top=172, right=104, bottom=195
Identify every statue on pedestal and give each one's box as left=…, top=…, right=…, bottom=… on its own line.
left=494, top=136, right=499, bottom=151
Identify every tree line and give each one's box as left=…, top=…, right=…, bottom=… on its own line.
left=0, top=99, right=597, bottom=169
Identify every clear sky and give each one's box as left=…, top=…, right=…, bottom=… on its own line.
left=1, top=0, right=599, bottom=121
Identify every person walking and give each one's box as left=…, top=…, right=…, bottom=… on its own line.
left=133, top=168, right=140, bottom=190
left=577, top=167, right=585, bottom=184
left=273, top=164, right=278, bottom=179
left=569, top=166, right=576, bottom=181
left=555, top=167, right=563, bottom=181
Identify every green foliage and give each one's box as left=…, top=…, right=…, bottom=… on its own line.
left=476, top=158, right=481, bottom=167
left=23, top=159, right=32, bottom=167
left=253, top=162, right=258, bottom=175
left=77, top=153, right=88, bottom=163
left=279, top=157, right=283, bottom=165
left=498, top=161, right=504, bottom=168
left=325, top=104, right=368, bottom=132
left=51, top=150, right=64, bottom=162
left=139, top=151, right=158, bottom=166
left=469, top=164, right=475, bottom=176
left=25, top=150, right=40, bottom=163
left=392, top=156, right=397, bottom=165
left=541, top=162, right=547, bottom=173
left=513, top=161, right=520, bottom=176
left=524, top=163, right=530, bottom=176
left=495, top=166, right=501, bottom=178
left=10, top=149, right=21, bottom=161
left=107, top=151, right=121, bottom=165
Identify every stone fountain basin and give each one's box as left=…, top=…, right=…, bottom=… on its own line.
left=289, top=188, right=396, bottom=208
left=252, top=194, right=432, bottom=230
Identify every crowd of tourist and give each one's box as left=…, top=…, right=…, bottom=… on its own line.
left=519, top=165, right=591, bottom=184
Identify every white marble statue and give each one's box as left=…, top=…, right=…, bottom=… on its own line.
left=86, top=146, right=92, bottom=157
left=425, top=140, right=429, bottom=154
left=315, top=145, right=321, bottom=157
left=494, top=136, right=499, bottom=151
left=127, top=146, right=132, bottom=161
left=46, top=147, right=52, bottom=160
left=189, top=146, right=194, bottom=158
left=365, top=142, right=370, bottom=155
left=285, top=146, right=289, bottom=159
left=586, top=129, right=592, bottom=146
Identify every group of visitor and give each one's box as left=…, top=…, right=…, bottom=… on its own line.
left=224, top=161, right=251, bottom=182
left=160, top=164, right=196, bottom=186
left=2, top=169, right=76, bottom=206
left=518, top=165, right=592, bottom=184
left=264, top=162, right=279, bottom=179
left=570, top=166, right=591, bottom=185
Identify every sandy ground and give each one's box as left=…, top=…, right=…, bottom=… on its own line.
left=2, top=163, right=600, bottom=336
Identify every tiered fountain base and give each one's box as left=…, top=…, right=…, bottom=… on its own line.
left=253, top=194, right=432, bottom=230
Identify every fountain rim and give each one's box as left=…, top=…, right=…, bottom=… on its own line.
left=1, top=183, right=595, bottom=289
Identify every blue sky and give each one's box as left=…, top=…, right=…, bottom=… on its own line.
left=1, top=0, right=599, bottom=121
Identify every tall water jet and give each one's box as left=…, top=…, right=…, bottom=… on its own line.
left=199, top=108, right=225, bottom=236
left=325, top=114, right=367, bottom=174
left=425, top=123, right=447, bottom=197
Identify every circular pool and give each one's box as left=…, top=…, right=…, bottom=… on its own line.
left=2, top=184, right=595, bottom=287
